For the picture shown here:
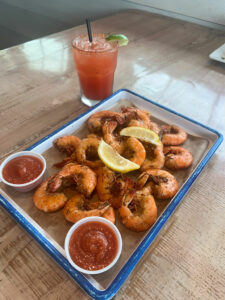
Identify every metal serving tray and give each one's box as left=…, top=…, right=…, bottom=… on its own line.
left=0, top=89, right=223, bottom=299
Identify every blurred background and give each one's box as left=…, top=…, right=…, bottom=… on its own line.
left=0, top=0, right=224, bottom=50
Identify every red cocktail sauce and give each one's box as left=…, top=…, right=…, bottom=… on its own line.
left=69, top=221, right=118, bottom=271
left=2, top=155, right=43, bottom=184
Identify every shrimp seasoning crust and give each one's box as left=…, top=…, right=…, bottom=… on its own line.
left=120, top=137, right=146, bottom=166
left=163, top=146, right=193, bottom=170
left=88, top=111, right=125, bottom=134
left=102, top=120, right=123, bottom=153
left=96, top=166, right=134, bottom=208
left=161, top=125, right=187, bottom=146
left=118, top=190, right=157, bottom=232
left=53, top=135, right=81, bottom=168
left=63, top=193, right=115, bottom=223
left=33, top=176, right=68, bottom=212
left=76, top=137, right=103, bottom=169
left=48, top=163, right=97, bottom=197
left=122, top=107, right=151, bottom=129
left=137, top=169, right=179, bottom=200
left=54, top=135, right=81, bottom=156
left=141, top=141, right=165, bottom=171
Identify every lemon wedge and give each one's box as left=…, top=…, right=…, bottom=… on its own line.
left=98, top=140, right=140, bottom=173
left=120, top=126, right=161, bottom=146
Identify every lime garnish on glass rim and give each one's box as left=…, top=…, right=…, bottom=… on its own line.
left=105, top=34, right=129, bottom=46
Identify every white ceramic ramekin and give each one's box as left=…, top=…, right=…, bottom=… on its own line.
left=0, top=151, right=46, bottom=192
left=64, top=216, right=122, bottom=275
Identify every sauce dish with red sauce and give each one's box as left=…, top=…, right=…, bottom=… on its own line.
left=0, top=151, right=46, bottom=192
left=64, top=216, right=122, bottom=274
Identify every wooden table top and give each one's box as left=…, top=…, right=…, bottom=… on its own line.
left=0, top=10, right=225, bottom=300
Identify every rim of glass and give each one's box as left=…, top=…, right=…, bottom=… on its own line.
left=71, top=33, right=118, bottom=53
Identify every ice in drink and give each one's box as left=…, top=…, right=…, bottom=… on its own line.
left=72, top=34, right=118, bottom=106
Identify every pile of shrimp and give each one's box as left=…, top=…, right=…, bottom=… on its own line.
left=33, top=107, right=193, bottom=232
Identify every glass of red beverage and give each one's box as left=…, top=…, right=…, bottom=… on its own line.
left=72, top=34, right=118, bottom=106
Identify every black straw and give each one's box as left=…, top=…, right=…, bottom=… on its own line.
left=86, top=19, right=92, bottom=43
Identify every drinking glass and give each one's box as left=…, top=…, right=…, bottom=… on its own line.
left=72, top=34, right=118, bottom=106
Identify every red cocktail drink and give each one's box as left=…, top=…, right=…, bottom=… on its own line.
left=72, top=34, right=118, bottom=106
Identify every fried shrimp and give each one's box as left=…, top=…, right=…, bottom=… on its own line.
left=33, top=176, right=68, bottom=212
left=141, top=141, right=165, bottom=171
left=76, top=137, right=103, bottom=169
left=122, top=107, right=160, bottom=134
left=101, top=206, right=116, bottom=224
left=96, top=166, right=134, bottom=208
left=103, top=120, right=146, bottom=166
left=48, top=163, right=96, bottom=197
left=118, top=190, right=157, bottom=232
left=122, top=106, right=151, bottom=129
left=86, top=133, right=101, bottom=140
left=121, top=137, right=146, bottom=166
left=102, top=120, right=123, bottom=153
left=54, top=135, right=81, bottom=157
left=53, top=135, right=80, bottom=168
left=88, top=110, right=124, bottom=134
left=63, top=193, right=115, bottom=223
left=161, top=125, right=187, bottom=146
left=163, top=146, right=193, bottom=170
left=149, top=121, right=160, bottom=134
left=137, top=169, right=179, bottom=200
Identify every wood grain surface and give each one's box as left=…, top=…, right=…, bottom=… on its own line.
left=0, top=10, right=225, bottom=300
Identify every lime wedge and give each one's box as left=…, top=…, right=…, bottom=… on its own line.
left=105, top=34, right=129, bottom=46
left=120, top=127, right=161, bottom=146
left=98, top=140, right=140, bottom=173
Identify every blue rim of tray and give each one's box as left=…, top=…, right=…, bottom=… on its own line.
left=0, top=89, right=223, bottom=300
